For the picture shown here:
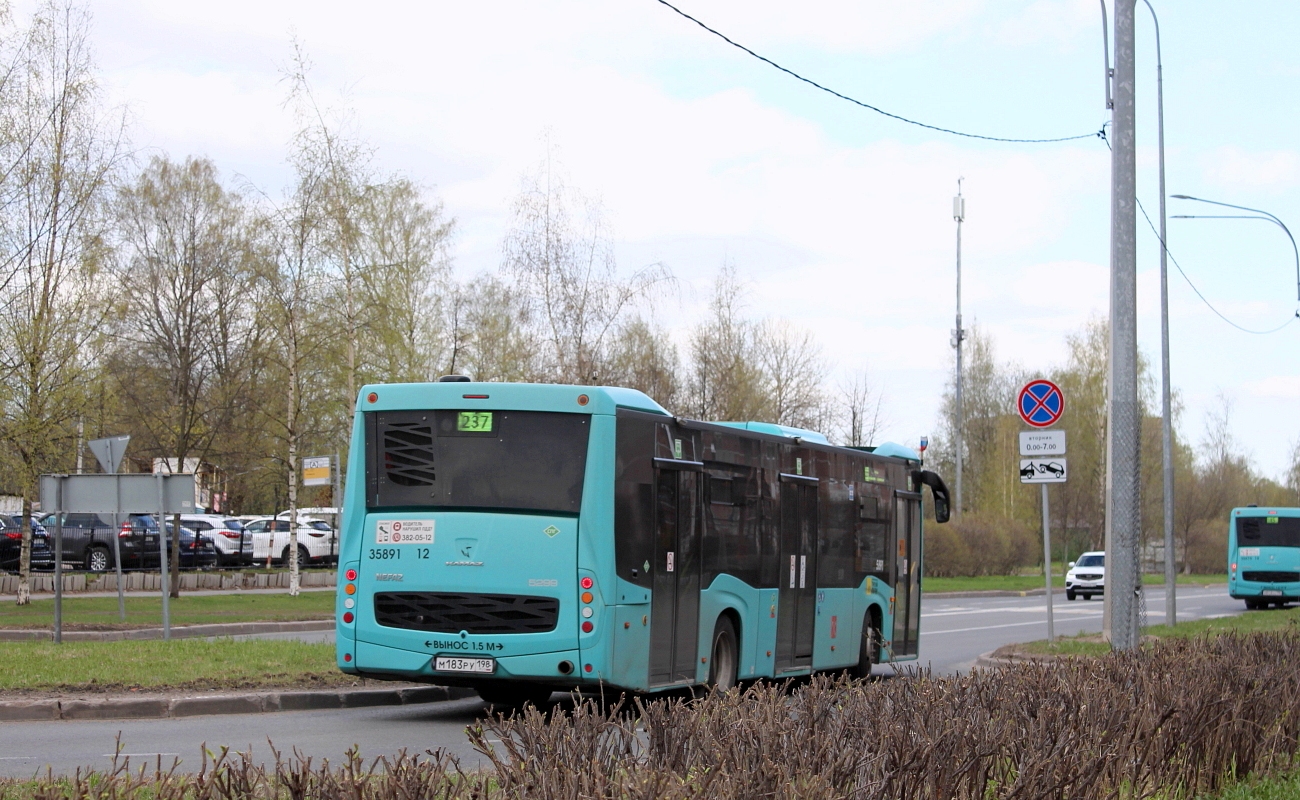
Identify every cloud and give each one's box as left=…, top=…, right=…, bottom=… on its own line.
left=1199, top=146, right=1300, bottom=189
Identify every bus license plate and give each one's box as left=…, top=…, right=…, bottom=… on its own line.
left=1262, top=590, right=1283, bottom=596
left=434, top=656, right=496, bottom=674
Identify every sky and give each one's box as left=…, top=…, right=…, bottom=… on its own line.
left=40, top=0, right=1300, bottom=479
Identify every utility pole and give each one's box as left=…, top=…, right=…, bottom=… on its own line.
left=953, top=180, right=966, bottom=518
left=1105, top=0, right=1142, bottom=651
left=1141, top=0, right=1175, bottom=626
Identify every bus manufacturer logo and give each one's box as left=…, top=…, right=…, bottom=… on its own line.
left=543, top=525, right=560, bottom=537
left=374, top=573, right=404, bottom=581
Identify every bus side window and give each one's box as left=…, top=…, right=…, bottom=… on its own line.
left=703, top=468, right=760, bottom=587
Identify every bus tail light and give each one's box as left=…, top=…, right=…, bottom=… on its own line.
left=581, top=621, right=593, bottom=633
left=342, top=612, right=354, bottom=623
left=345, top=568, right=357, bottom=581
left=1230, top=562, right=1237, bottom=575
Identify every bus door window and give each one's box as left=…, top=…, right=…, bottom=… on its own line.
left=649, top=465, right=702, bottom=685
left=856, top=486, right=890, bottom=581
left=776, top=474, right=818, bottom=671
left=891, top=492, right=922, bottom=658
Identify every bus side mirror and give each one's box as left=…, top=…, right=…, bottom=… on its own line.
left=912, top=469, right=952, bottom=524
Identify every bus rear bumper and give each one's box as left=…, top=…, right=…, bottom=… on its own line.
left=353, top=640, right=587, bottom=688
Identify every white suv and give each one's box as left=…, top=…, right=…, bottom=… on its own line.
left=244, top=515, right=339, bottom=566
left=180, top=514, right=252, bottom=567
left=1066, top=551, right=1105, bottom=601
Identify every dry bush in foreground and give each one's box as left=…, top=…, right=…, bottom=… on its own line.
left=5, top=631, right=1300, bottom=799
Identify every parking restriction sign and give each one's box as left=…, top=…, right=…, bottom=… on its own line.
left=1017, top=379, right=1064, bottom=428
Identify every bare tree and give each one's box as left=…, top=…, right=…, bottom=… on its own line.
left=503, top=146, right=669, bottom=384
left=0, top=1, right=124, bottom=604
left=604, top=317, right=681, bottom=411
left=756, top=318, right=826, bottom=430
left=687, top=265, right=768, bottom=421
left=835, top=368, right=885, bottom=447
left=110, top=155, right=254, bottom=596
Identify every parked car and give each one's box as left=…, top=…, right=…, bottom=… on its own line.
left=1, top=515, right=54, bottom=572
left=245, top=515, right=338, bottom=566
left=180, top=514, right=252, bottom=566
left=35, top=512, right=161, bottom=572
left=160, top=520, right=219, bottom=570
left=1066, top=551, right=1105, bottom=601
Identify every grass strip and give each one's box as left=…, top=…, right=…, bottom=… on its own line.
left=924, top=572, right=1225, bottom=594
left=0, top=591, right=334, bottom=630
left=0, top=638, right=349, bottom=693
left=1018, top=604, right=1300, bottom=657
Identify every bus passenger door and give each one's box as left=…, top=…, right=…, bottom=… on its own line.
left=891, top=492, right=923, bottom=657
left=649, top=465, right=702, bottom=685
left=776, top=477, right=818, bottom=671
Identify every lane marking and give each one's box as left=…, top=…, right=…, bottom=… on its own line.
left=922, top=616, right=1102, bottom=635
left=103, top=753, right=180, bottom=758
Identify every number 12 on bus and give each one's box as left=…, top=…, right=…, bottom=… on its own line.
left=335, top=381, right=950, bottom=704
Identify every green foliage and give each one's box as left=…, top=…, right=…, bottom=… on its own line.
left=0, top=638, right=341, bottom=692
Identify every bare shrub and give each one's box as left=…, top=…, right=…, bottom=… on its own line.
left=937, top=513, right=1035, bottom=576
left=9, top=632, right=1300, bottom=799
left=921, top=524, right=970, bottom=578
left=1186, top=517, right=1229, bottom=573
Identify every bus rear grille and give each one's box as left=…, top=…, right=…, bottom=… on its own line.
left=1241, top=571, right=1300, bottom=583
left=373, top=592, right=559, bottom=634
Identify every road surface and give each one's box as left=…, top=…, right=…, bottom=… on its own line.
left=0, top=585, right=1245, bottom=777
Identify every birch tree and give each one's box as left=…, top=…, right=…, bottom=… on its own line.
left=0, top=1, right=123, bottom=604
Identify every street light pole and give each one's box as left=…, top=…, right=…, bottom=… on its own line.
left=1171, top=195, right=1300, bottom=305
left=1141, top=0, right=1176, bottom=627
left=953, top=180, right=966, bottom=519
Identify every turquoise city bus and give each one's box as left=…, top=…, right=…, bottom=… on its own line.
left=1228, top=506, right=1300, bottom=609
left=334, top=379, right=951, bottom=705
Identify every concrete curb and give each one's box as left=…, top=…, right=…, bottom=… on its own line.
left=0, top=686, right=476, bottom=722
left=0, top=620, right=335, bottom=642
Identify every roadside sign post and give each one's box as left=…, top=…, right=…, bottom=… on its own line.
left=157, top=474, right=169, bottom=640
left=52, top=482, right=62, bottom=645
left=1018, top=379, right=1066, bottom=644
left=40, top=473, right=194, bottom=644
left=88, top=435, right=130, bottom=621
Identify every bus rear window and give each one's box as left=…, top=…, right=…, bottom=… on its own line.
left=1238, top=516, right=1300, bottom=548
left=365, top=410, right=590, bottom=514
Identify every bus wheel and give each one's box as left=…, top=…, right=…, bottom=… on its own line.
left=707, top=616, right=739, bottom=691
left=477, top=684, right=553, bottom=709
left=1245, top=599, right=1263, bottom=610
left=850, top=616, right=879, bottom=679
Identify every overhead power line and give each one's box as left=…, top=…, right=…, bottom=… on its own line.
left=1137, top=198, right=1297, bottom=335
left=655, top=0, right=1106, bottom=144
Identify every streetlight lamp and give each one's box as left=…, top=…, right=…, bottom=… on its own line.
left=1171, top=195, right=1300, bottom=304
